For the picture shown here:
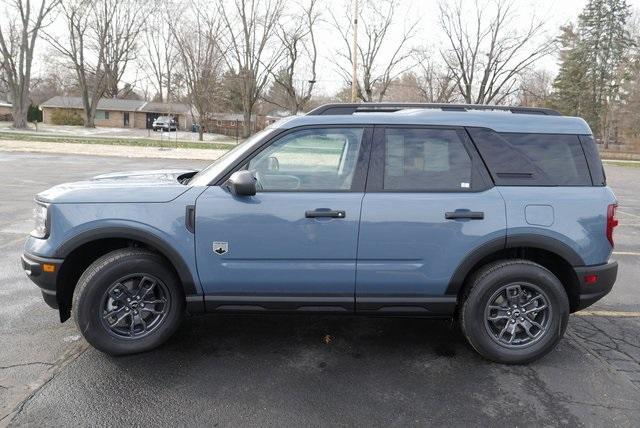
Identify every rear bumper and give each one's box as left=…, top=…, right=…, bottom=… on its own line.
left=21, top=252, right=63, bottom=309
left=573, top=261, right=618, bottom=311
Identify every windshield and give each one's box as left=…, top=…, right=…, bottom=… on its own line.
left=188, top=127, right=277, bottom=186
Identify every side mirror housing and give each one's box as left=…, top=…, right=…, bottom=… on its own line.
left=225, top=170, right=257, bottom=196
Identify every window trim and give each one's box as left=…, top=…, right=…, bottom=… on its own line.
left=365, top=125, right=492, bottom=193
left=214, top=124, right=374, bottom=193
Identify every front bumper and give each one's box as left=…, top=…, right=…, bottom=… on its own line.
left=574, top=261, right=618, bottom=311
left=21, top=252, right=63, bottom=309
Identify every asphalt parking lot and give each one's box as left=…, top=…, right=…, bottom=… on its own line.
left=0, top=151, right=639, bottom=426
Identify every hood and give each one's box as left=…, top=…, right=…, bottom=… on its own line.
left=37, top=169, right=198, bottom=204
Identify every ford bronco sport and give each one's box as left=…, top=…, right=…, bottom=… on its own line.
left=22, top=103, right=618, bottom=364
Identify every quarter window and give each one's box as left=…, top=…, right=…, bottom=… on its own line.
left=500, top=133, right=591, bottom=185
left=247, top=128, right=364, bottom=191
left=383, top=128, right=472, bottom=191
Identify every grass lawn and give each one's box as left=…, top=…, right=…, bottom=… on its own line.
left=0, top=131, right=235, bottom=150
left=603, top=160, right=640, bottom=168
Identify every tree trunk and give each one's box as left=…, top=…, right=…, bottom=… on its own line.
left=10, top=85, right=29, bottom=128
left=198, top=128, right=204, bottom=142
left=242, top=107, right=252, bottom=138
left=85, top=115, right=95, bottom=128
left=12, top=103, right=28, bottom=128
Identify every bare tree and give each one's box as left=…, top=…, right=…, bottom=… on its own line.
left=46, top=0, right=145, bottom=127
left=219, top=0, right=284, bottom=137
left=172, top=2, right=226, bottom=141
left=330, top=0, right=420, bottom=102
left=0, top=0, right=60, bottom=128
left=438, top=0, right=556, bottom=105
left=516, top=68, right=553, bottom=107
left=102, top=2, right=147, bottom=98
left=266, top=0, right=319, bottom=114
left=140, top=2, right=179, bottom=102
left=413, top=48, right=459, bottom=103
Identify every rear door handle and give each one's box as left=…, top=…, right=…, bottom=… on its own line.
left=445, top=211, right=484, bottom=220
left=305, top=209, right=346, bottom=219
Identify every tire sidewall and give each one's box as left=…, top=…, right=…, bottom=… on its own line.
left=462, top=262, right=569, bottom=364
left=74, top=252, right=184, bottom=356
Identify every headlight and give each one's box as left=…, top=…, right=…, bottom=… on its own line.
left=31, top=202, right=49, bottom=239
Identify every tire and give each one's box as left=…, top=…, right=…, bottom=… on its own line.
left=460, top=259, right=569, bottom=364
left=72, top=248, right=184, bottom=356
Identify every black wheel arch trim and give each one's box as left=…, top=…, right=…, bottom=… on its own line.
left=445, top=233, right=585, bottom=295
left=53, top=226, right=199, bottom=295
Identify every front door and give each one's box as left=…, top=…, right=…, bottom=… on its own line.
left=195, top=126, right=372, bottom=312
left=355, top=126, right=506, bottom=315
left=123, top=112, right=130, bottom=127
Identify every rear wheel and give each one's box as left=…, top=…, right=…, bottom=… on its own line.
left=72, top=249, right=184, bottom=355
left=460, top=260, right=569, bottom=364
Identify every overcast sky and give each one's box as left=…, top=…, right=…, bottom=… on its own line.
left=28, top=0, right=640, bottom=98
left=305, top=0, right=640, bottom=95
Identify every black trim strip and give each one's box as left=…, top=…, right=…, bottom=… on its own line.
left=356, top=296, right=457, bottom=315
left=204, top=295, right=354, bottom=313
left=445, top=233, right=586, bottom=295
left=54, top=227, right=199, bottom=295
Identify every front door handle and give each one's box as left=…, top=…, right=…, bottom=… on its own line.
left=305, top=209, right=346, bottom=219
left=445, top=211, right=484, bottom=220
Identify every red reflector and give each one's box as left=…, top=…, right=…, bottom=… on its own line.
left=606, top=204, right=618, bottom=248
left=584, top=274, right=598, bottom=284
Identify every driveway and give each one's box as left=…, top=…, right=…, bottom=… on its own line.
left=0, top=152, right=638, bottom=426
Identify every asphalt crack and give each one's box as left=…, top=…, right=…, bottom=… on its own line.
left=0, top=341, right=88, bottom=425
left=0, top=362, right=54, bottom=370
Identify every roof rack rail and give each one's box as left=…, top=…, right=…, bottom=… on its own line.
left=306, top=103, right=562, bottom=116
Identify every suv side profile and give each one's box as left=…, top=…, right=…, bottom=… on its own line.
left=22, top=103, right=618, bottom=364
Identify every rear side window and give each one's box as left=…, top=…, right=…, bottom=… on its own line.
left=500, top=133, right=591, bottom=186
left=383, top=128, right=472, bottom=191
left=579, top=135, right=606, bottom=186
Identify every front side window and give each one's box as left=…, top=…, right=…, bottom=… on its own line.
left=383, top=128, right=472, bottom=191
left=247, top=128, right=364, bottom=191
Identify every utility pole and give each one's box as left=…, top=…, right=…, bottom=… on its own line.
left=351, top=0, right=358, bottom=103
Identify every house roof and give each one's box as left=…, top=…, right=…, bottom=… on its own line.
left=0, top=99, right=11, bottom=107
left=138, top=102, right=191, bottom=114
left=211, top=113, right=256, bottom=121
left=41, top=96, right=191, bottom=114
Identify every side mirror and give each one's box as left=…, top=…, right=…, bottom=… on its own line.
left=225, top=170, right=257, bottom=196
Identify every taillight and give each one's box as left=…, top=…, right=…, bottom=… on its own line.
left=607, top=204, right=618, bottom=247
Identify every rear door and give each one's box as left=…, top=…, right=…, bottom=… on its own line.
left=355, top=126, right=506, bottom=315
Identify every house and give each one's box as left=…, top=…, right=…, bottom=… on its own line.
left=206, top=113, right=260, bottom=136
left=40, top=96, right=194, bottom=130
left=0, top=99, right=12, bottom=120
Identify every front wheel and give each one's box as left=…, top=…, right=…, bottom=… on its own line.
left=72, top=249, right=184, bottom=355
left=460, top=260, right=569, bottom=364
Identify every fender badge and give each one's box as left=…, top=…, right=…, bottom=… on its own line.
left=213, top=242, right=228, bottom=255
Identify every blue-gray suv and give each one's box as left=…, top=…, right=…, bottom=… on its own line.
left=22, top=103, right=619, bottom=364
